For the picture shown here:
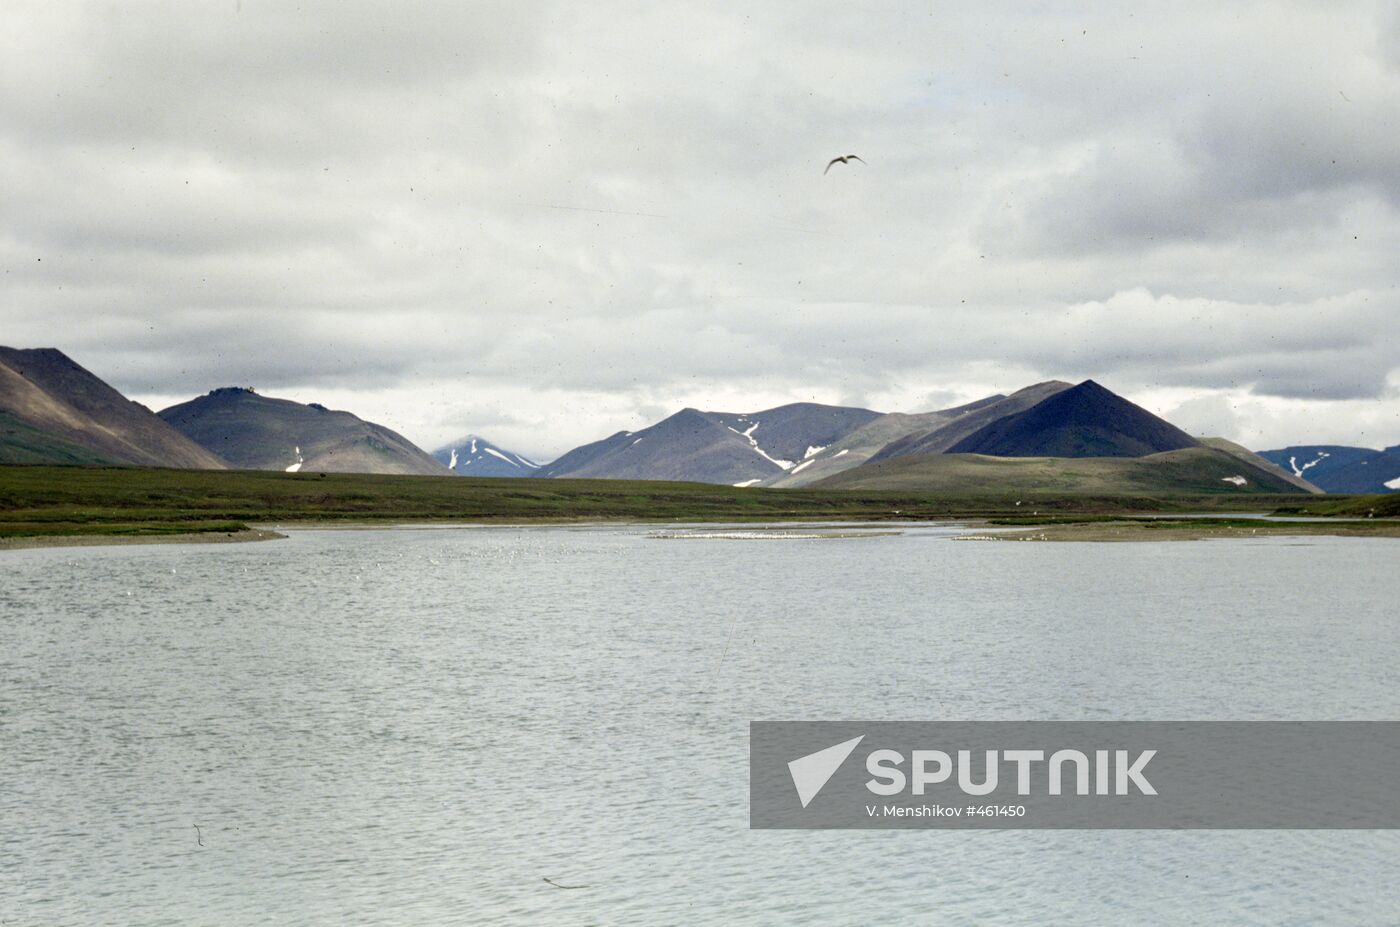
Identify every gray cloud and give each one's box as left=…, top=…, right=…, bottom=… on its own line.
left=3, top=0, right=1399, bottom=458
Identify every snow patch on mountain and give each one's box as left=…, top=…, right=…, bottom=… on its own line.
left=1289, top=451, right=1328, bottom=477
left=726, top=417, right=795, bottom=470
left=435, top=434, right=539, bottom=477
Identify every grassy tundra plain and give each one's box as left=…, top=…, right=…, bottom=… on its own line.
left=0, top=464, right=1396, bottom=545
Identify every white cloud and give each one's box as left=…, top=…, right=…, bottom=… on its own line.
left=3, top=0, right=1399, bottom=459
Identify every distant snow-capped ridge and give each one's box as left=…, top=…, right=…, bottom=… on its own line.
left=432, top=434, right=540, bottom=478
left=1257, top=444, right=1400, bottom=494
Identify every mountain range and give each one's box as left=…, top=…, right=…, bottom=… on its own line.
left=432, top=435, right=540, bottom=477
left=532, top=379, right=1321, bottom=494
left=536, top=402, right=881, bottom=484
left=4, top=344, right=1390, bottom=495
left=0, top=347, right=226, bottom=468
left=158, top=387, right=448, bottom=476
left=809, top=382, right=1311, bottom=494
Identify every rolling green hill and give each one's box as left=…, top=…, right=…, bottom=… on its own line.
left=0, top=410, right=116, bottom=465
left=1200, top=437, right=1320, bottom=493
left=812, top=447, right=1301, bottom=494
left=762, top=394, right=1012, bottom=487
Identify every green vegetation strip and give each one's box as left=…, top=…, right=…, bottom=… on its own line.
left=1275, top=494, right=1400, bottom=518
left=0, top=464, right=1364, bottom=540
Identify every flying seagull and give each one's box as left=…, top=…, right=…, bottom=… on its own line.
left=824, top=154, right=866, bottom=175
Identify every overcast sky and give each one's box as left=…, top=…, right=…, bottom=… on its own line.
left=3, top=1, right=1399, bottom=460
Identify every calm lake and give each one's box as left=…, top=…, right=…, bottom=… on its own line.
left=3, top=525, right=1398, bottom=925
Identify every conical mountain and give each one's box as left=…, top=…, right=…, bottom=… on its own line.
left=946, top=380, right=1200, bottom=458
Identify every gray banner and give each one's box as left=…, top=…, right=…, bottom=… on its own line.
left=750, top=722, right=1400, bottom=829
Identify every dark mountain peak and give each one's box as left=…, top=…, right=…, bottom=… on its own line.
left=947, top=380, right=1200, bottom=458
left=869, top=381, right=1078, bottom=463
left=159, top=389, right=444, bottom=475
left=0, top=347, right=90, bottom=384
left=0, top=346, right=70, bottom=366
left=1058, top=379, right=1112, bottom=402
left=646, top=408, right=729, bottom=436
left=0, top=345, right=227, bottom=468
left=1033, top=379, right=1121, bottom=411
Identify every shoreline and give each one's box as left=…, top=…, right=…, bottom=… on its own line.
left=0, top=519, right=930, bottom=551
left=957, top=521, right=1400, bottom=542
left=4, top=516, right=1400, bottom=550
left=0, top=528, right=286, bottom=551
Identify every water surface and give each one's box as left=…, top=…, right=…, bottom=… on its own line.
left=3, top=525, right=1398, bottom=925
